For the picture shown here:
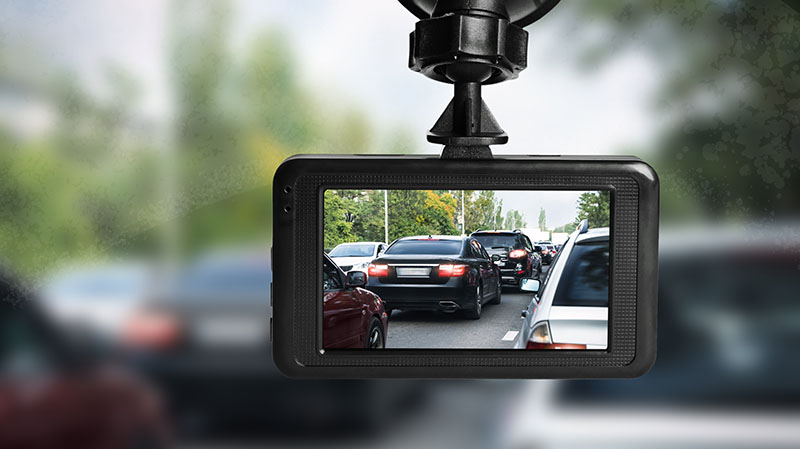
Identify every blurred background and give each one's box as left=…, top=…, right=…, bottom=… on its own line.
left=0, top=0, right=798, bottom=448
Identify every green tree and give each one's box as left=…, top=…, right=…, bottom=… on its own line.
left=575, top=191, right=610, bottom=228
left=323, top=190, right=357, bottom=249
left=568, top=1, right=800, bottom=219
left=537, top=208, right=546, bottom=230
left=504, top=209, right=526, bottom=229
left=552, top=221, right=578, bottom=233
left=351, top=190, right=388, bottom=243
left=465, top=190, right=503, bottom=233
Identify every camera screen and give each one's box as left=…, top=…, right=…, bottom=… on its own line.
left=322, top=189, right=610, bottom=350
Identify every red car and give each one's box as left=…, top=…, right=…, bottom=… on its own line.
left=0, top=280, right=170, bottom=449
left=323, top=254, right=388, bottom=349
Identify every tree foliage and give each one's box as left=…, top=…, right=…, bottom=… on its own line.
left=566, top=1, right=800, bottom=219
left=575, top=192, right=611, bottom=228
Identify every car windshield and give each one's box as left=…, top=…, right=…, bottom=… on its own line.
left=329, top=243, right=374, bottom=257
left=385, top=240, right=462, bottom=255
left=473, top=234, right=518, bottom=249
left=552, top=241, right=609, bottom=307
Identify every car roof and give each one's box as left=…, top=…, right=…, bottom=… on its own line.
left=575, top=227, right=609, bottom=244
left=333, top=241, right=384, bottom=246
left=398, top=235, right=464, bottom=241
left=472, top=230, right=520, bottom=235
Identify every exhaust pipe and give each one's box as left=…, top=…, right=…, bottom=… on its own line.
left=439, top=301, right=460, bottom=312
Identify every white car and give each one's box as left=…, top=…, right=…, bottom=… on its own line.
left=38, top=262, right=156, bottom=341
left=328, top=241, right=387, bottom=272
left=514, top=221, right=609, bottom=350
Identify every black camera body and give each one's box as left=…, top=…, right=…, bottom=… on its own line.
left=271, top=154, right=658, bottom=378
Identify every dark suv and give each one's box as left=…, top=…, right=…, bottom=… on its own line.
left=471, top=230, right=542, bottom=287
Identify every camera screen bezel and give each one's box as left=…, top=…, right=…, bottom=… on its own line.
left=272, top=155, right=658, bottom=378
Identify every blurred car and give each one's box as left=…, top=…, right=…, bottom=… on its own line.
left=328, top=241, right=387, bottom=272
left=471, top=230, right=542, bottom=287
left=38, top=262, right=156, bottom=343
left=505, top=224, right=800, bottom=448
left=536, top=241, right=558, bottom=264
left=323, top=253, right=388, bottom=348
left=124, top=248, right=412, bottom=437
left=366, top=235, right=501, bottom=319
left=516, top=223, right=609, bottom=349
left=0, top=273, right=169, bottom=449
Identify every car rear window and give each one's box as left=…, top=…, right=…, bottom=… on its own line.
left=552, top=241, right=609, bottom=307
left=385, top=240, right=462, bottom=255
left=472, top=234, right=520, bottom=249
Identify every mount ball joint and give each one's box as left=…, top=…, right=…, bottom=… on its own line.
left=400, top=0, right=561, bottom=158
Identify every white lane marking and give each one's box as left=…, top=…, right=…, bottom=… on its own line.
left=502, top=331, right=519, bottom=341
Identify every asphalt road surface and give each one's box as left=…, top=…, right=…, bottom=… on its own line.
left=386, top=266, right=549, bottom=349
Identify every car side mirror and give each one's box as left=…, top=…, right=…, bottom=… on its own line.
left=346, top=270, right=367, bottom=288
left=520, top=278, right=540, bottom=294
left=491, top=254, right=500, bottom=262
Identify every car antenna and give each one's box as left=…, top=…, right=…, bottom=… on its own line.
left=398, top=0, right=561, bottom=160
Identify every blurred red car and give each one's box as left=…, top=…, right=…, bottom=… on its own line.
left=323, top=254, right=388, bottom=349
left=0, top=278, right=170, bottom=449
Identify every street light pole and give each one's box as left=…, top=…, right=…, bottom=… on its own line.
left=461, top=190, right=465, bottom=236
left=384, top=189, right=389, bottom=243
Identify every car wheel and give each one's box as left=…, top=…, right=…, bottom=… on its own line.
left=493, top=280, right=502, bottom=304
left=366, top=318, right=385, bottom=349
left=465, top=284, right=482, bottom=320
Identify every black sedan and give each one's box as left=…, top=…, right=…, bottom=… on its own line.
left=366, top=236, right=501, bottom=319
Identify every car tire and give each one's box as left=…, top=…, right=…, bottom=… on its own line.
left=492, top=280, right=502, bottom=304
left=465, top=284, right=482, bottom=320
left=366, top=318, right=385, bottom=348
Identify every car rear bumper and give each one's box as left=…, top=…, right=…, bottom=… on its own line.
left=499, top=269, right=524, bottom=285
left=367, top=282, right=475, bottom=312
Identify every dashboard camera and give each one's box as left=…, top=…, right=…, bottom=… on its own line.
left=271, top=0, right=659, bottom=378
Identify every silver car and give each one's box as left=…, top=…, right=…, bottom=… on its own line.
left=514, top=221, right=609, bottom=349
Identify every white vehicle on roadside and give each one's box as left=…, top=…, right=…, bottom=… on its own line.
left=514, top=220, right=608, bottom=349
left=328, top=241, right=388, bottom=272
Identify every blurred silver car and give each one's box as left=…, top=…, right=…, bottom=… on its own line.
left=515, top=222, right=609, bottom=350
left=38, top=262, right=156, bottom=343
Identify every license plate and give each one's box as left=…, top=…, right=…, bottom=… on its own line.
left=395, top=267, right=431, bottom=277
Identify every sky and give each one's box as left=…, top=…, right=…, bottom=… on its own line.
left=1, top=0, right=663, bottom=157
left=494, top=190, right=587, bottom=229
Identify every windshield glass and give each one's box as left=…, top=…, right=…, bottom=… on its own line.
left=473, top=234, right=519, bottom=249
left=552, top=241, right=609, bottom=307
left=385, top=240, right=462, bottom=256
left=329, top=243, right=374, bottom=257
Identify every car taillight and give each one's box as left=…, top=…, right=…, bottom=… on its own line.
left=368, top=264, right=388, bottom=277
left=529, top=320, right=552, bottom=344
left=525, top=320, right=587, bottom=349
left=439, top=264, right=466, bottom=277
left=509, top=249, right=527, bottom=259
left=551, top=250, right=556, bottom=255
left=541, top=250, right=548, bottom=254
left=122, top=310, right=182, bottom=350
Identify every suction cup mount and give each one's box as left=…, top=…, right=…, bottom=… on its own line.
left=399, top=0, right=560, bottom=159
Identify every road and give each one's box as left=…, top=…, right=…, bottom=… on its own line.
left=385, top=266, right=549, bottom=349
